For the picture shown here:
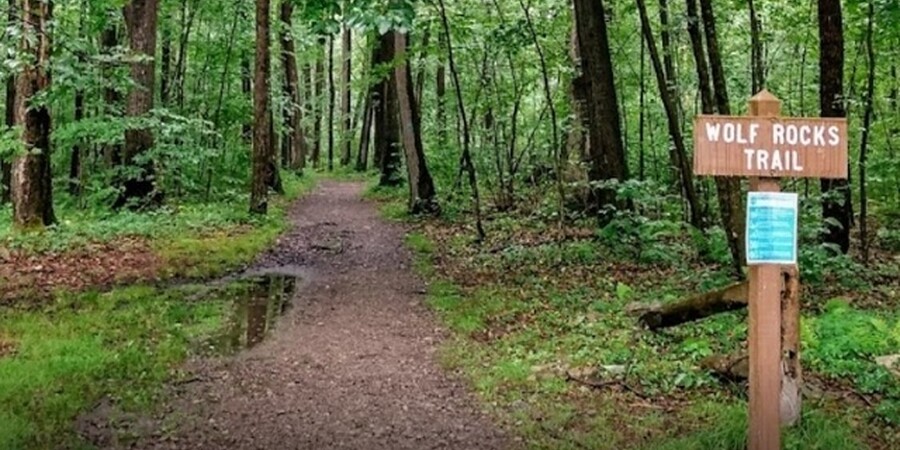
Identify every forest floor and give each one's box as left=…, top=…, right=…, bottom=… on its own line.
left=2, top=176, right=899, bottom=449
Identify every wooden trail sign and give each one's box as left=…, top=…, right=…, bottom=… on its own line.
left=692, top=90, right=849, bottom=450
left=694, top=116, right=848, bottom=178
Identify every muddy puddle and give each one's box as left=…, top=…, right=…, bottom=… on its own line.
left=200, top=273, right=299, bottom=354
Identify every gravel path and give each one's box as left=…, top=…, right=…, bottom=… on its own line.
left=129, top=181, right=512, bottom=450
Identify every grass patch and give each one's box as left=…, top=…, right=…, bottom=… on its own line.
left=0, top=284, right=226, bottom=449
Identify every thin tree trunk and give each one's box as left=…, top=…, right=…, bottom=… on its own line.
left=174, top=0, right=198, bottom=110
left=818, top=0, right=851, bottom=254
left=636, top=0, right=703, bottom=230
left=436, top=41, right=447, bottom=149
left=313, top=38, right=325, bottom=168
left=280, top=0, right=307, bottom=172
left=395, top=32, right=439, bottom=215
left=437, top=0, right=485, bottom=241
left=70, top=85, right=85, bottom=197
left=251, top=0, right=272, bottom=215
left=340, top=22, right=352, bottom=166
left=859, top=0, right=875, bottom=264
left=160, top=18, right=172, bottom=105
left=573, top=0, right=629, bottom=219
left=12, top=0, right=55, bottom=228
left=356, top=93, right=373, bottom=171
left=749, top=0, right=765, bottom=93
left=327, top=36, right=336, bottom=171
left=101, top=25, right=124, bottom=166
left=2, top=0, right=14, bottom=204
left=519, top=0, right=564, bottom=220
left=693, top=0, right=746, bottom=275
left=118, top=0, right=162, bottom=209
left=639, top=35, right=646, bottom=181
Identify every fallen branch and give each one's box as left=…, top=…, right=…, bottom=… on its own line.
left=638, top=281, right=748, bottom=330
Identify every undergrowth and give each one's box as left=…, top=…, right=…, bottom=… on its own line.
left=378, top=184, right=900, bottom=449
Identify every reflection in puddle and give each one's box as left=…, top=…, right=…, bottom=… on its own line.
left=214, top=274, right=297, bottom=353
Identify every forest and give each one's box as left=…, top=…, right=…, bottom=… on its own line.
left=1, top=0, right=899, bottom=449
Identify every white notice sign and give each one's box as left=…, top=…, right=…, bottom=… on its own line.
left=746, top=192, right=799, bottom=265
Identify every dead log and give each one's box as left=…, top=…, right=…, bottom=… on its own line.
left=638, top=281, right=748, bottom=330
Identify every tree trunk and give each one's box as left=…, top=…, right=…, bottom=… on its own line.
left=818, top=0, right=851, bottom=254
left=119, top=0, right=162, bottom=209
left=636, top=0, right=703, bottom=230
left=858, top=0, right=875, bottom=263
left=327, top=36, right=336, bottom=171
left=101, top=25, right=124, bottom=166
left=2, top=0, right=14, bottom=203
left=160, top=19, right=173, bottom=105
left=638, top=281, right=748, bottom=330
left=374, top=32, right=402, bottom=186
left=280, top=0, right=307, bottom=172
left=436, top=51, right=447, bottom=149
left=250, top=0, right=272, bottom=215
left=340, top=23, right=353, bottom=166
left=395, top=32, right=439, bottom=215
left=572, top=0, right=629, bottom=219
left=568, top=25, right=589, bottom=163
left=749, top=0, right=765, bottom=93
left=313, top=38, right=325, bottom=168
left=356, top=93, right=373, bottom=171
left=69, top=86, right=85, bottom=197
left=437, top=0, right=484, bottom=240
left=694, top=0, right=746, bottom=276
left=12, top=0, right=55, bottom=228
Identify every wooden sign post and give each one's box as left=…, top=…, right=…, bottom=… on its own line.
left=693, top=90, right=848, bottom=450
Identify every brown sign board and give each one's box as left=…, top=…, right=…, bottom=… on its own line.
left=693, top=115, right=848, bottom=179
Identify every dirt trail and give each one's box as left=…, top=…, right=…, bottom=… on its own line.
left=127, top=181, right=512, bottom=449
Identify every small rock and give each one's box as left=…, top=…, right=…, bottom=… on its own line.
left=601, top=365, right=628, bottom=376
left=876, top=354, right=900, bottom=376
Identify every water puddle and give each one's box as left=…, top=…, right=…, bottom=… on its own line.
left=202, top=273, right=298, bottom=354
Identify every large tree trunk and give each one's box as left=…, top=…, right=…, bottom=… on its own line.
left=340, top=22, right=352, bottom=166
left=373, top=31, right=402, bottom=186
left=394, top=32, right=439, bottom=215
left=749, top=0, right=765, bottom=93
left=1, top=0, right=13, bottom=204
left=572, top=0, right=629, bottom=219
left=818, top=0, right=851, bottom=254
left=12, top=0, right=55, bottom=228
left=250, top=0, right=272, bottom=214
left=279, top=0, right=307, bottom=172
left=118, top=0, right=161, bottom=209
left=636, top=0, right=703, bottom=230
left=694, top=0, right=745, bottom=276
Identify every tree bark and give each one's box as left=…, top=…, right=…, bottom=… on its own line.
left=327, top=36, right=336, bottom=171
left=568, top=24, right=589, bottom=163
left=251, top=0, right=273, bottom=214
left=340, top=22, right=353, bottom=166
left=818, top=0, right=851, bottom=254
left=312, top=38, right=325, bottom=168
left=12, top=0, right=55, bottom=228
left=395, top=32, right=439, bottom=215
left=572, top=0, right=629, bottom=219
left=119, top=0, right=162, bottom=209
left=70, top=84, right=85, bottom=197
left=637, top=0, right=703, bottom=230
left=2, top=0, right=14, bottom=203
left=373, top=31, right=402, bottom=186
left=749, top=0, right=765, bottom=93
left=858, top=0, right=875, bottom=263
left=280, top=0, right=307, bottom=172
left=101, top=25, right=124, bottom=166
left=639, top=281, right=748, bottom=330
left=694, top=0, right=746, bottom=276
